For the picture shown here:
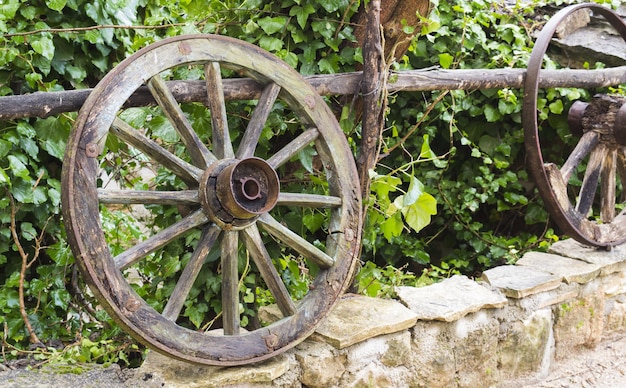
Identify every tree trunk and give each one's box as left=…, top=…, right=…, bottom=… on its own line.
left=352, top=0, right=433, bottom=197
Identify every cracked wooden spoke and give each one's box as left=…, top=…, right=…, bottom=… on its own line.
left=257, top=213, right=334, bottom=269
left=576, top=145, right=604, bottom=217
left=98, top=189, right=199, bottom=205
left=111, top=118, right=204, bottom=184
left=241, top=225, right=297, bottom=317
left=560, top=131, right=600, bottom=183
left=162, top=225, right=221, bottom=321
left=148, top=76, right=216, bottom=168
left=600, top=147, right=617, bottom=223
left=221, top=231, right=240, bottom=335
left=113, top=209, right=208, bottom=270
left=277, top=192, right=342, bottom=208
left=237, top=82, right=281, bottom=159
left=205, top=62, right=234, bottom=159
left=267, top=128, right=319, bottom=169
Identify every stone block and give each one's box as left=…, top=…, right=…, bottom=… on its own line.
left=516, top=251, right=602, bottom=284
left=452, top=310, right=500, bottom=387
left=552, top=290, right=605, bottom=359
left=481, top=265, right=562, bottom=298
left=411, top=321, right=456, bottom=388
left=294, top=341, right=345, bottom=388
left=515, top=282, right=578, bottom=311
left=605, top=298, right=626, bottom=334
left=549, top=239, right=626, bottom=276
left=410, top=310, right=500, bottom=388
left=396, top=275, right=507, bottom=322
left=498, top=308, right=552, bottom=380
left=138, top=351, right=290, bottom=388
left=312, top=294, right=418, bottom=349
left=602, top=271, right=626, bottom=297
left=338, top=332, right=414, bottom=388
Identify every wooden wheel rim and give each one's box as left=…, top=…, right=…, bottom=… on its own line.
left=523, top=4, right=626, bottom=247
left=61, top=35, right=361, bottom=365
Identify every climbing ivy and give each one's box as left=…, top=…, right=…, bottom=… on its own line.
left=0, top=0, right=619, bottom=366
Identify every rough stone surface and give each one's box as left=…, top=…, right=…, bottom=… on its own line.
left=516, top=282, right=578, bottom=312
left=340, top=332, right=413, bottom=387
left=396, top=275, right=507, bottom=321
left=481, top=265, right=562, bottom=298
left=603, top=271, right=626, bottom=297
left=138, top=351, right=290, bottom=388
left=311, top=293, right=418, bottom=349
left=516, top=251, right=602, bottom=284
left=294, top=341, right=345, bottom=388
left=552, top=286, right=605, bottom=360
left=411, top=321, right=457, bottom=388
left=452, top=310, right=500, bottom=387
left=497, top=308, right=553, bottom=380
left=549, top=239, right=626, bottom=276
left=605, top=298, right=626, bottom=334
left=121, top=241, right=626, bottom=388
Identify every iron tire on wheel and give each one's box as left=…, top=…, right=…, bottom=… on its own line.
left=523, top=4, right=626, bottom=247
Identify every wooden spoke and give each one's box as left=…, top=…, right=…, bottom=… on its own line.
left=221, top=231, right=240, bottom=335
left=114, top=209, right=208, bottom=270
left=162, top=225, right=221, bottom=321
left=236, top=82, right=281, bottom=159
left=98, top=189, right=199, bottom=205
left=148, top=76, right=216, bottom=168
left=257, top=213, right=334, bottom=268
left=560, top=131, right=600, bottom=183
left=277, top=192, right=342, bottom=208
left=267, top=128, right=319, bottom=169
left=600, top=147, right=617, bottom=223
left=111, top=118, right=204, bottom=184
left=205, top=62, right=234, bottom=159
left=241, top=225, right=297, bottom=317
left=544, top=163, right=571, bottom=211
left=575, top=145, right=604, bottom=217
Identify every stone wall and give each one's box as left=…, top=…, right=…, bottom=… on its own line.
left=139, top=239, right=626, bottom=387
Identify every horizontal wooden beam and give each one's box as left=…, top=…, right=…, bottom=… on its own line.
left=2, top=66, right=626, bottom=120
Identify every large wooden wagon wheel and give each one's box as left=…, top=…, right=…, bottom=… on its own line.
left=61, top=35, right=361, bottom=365
left=523, top=4, right=626, bottom=247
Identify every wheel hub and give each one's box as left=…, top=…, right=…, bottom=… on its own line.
left=200, top=157, right=279, bottom=230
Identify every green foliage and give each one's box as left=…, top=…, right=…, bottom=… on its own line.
left=0, top=0, right=615, bottom=368
left=360, top=0, right=591, bottom=276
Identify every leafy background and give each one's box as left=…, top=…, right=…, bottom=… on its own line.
left=0, top=0, right=618, bottom=365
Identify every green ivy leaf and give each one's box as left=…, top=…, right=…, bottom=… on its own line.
left=438, top=53, right=454, bottom=69
left=31, top=36, right=55, bottom=60
left=370, top=172, right=401, bottom=199
left=318, top=0, right=347, bottom=13
left=46, top=0, right=67, bottom=12
left=549, top=99, right=563, bottom=114
left=257, top=16, right=287, bottom=35
left=290, top=5, right=316, bottom=29
left=484, top=105, right=501, bottom=122
left=381, top=212, right=403, bottom=242
left=259, top=35, right=284, bottom=52
left=401, top=192, right=438, bottom=234
left=8, top=155, right=30, bottom=180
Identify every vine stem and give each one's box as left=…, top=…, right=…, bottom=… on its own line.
left=8, top=193, right=42, bottom=345
left=2, top=23, right=186, bottom=38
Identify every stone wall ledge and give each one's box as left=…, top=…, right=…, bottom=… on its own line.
left=139, top=239, right=626, bottom=387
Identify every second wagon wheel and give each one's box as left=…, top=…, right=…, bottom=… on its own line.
left=61, top=35, right=361, bottom=365
left=523, top=4, right=626, bottom=247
